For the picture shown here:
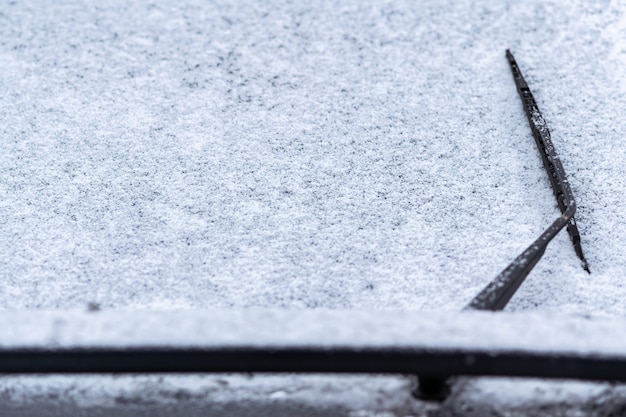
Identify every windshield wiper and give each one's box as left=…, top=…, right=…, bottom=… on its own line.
left=468, top=50, right=589, bottom=311
left=417, top=50, right=590, bottom=400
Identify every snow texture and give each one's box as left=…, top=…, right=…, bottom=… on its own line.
left=1, top=0, right=626, bottom=415
left=1, top=310, right=626, bottom=357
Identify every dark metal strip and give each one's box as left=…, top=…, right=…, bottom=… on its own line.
left=0, top=348, right=625, bottom=382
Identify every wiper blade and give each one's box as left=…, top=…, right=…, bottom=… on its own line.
left=506, top=50, right=589, bottom=273
left=417, top=50, right=590, bottom=400
left=467, top=50, right=590, bottom=312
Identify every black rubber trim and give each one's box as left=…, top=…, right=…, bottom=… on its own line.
left=0, top=347, right=624, bottom=381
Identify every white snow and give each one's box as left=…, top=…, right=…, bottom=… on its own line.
left=0, top=310, right=625, bottom=357
left=1, top=0, right=626, bottom=415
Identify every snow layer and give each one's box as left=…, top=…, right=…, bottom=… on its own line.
left=1, top=0, right=626, bottom=415
left=1, top=310, right=625, bottom=358
left=3, top=0, right=613, bottom=312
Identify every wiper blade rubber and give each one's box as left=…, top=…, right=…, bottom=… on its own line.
left=467, top=50, right=590, bottom=312
left=416, top=50, right=590, bottom=399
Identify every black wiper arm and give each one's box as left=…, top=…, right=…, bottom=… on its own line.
left=506, top=50, right=590, bottom=273
left=416, top=50, right=591, bottom=400
left=468, top=50, right=590, bottom=312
